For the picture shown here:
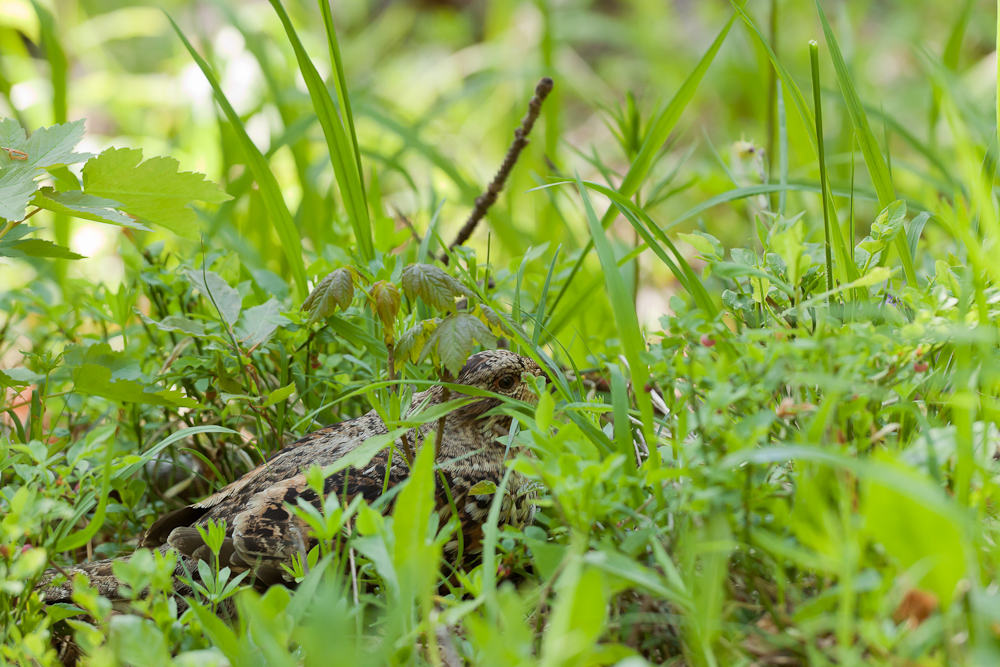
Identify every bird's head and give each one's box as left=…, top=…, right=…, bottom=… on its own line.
left=447, top=349, right=544, bottom=430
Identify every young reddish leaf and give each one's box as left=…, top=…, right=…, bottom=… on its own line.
left=395, top=319, right=440, bottom=370
left=419, top=313, right=496, bottom=375
left=401, top=264, right=473, bottom=312
left=473, top=304, right=504, bottom=336
left=302, top=268, right=355, bottom=325
left=370, top=280, right=401, bottom=331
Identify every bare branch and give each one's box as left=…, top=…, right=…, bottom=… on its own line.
left=441, top=77, right=554, bottom=264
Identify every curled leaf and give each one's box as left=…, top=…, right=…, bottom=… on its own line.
left=302, top=268, right=355, bottom=325
left=395, top=319, right=440, bottom=370
left=371, top=280, right=401, bottom=334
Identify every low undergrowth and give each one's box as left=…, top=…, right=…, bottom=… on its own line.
left=3, top=0, right=1000, bottom=665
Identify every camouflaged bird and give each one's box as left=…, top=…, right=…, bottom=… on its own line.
left=38, top=349, right=543, bottom=605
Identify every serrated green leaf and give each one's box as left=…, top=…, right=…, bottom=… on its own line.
left=395, top=319, right=439, bottom=370
left=2, top=237, right=83, bottom=259
left=0, top=118, right=27, bottom=152
left=302, top=268, right=355, bottom=325
left=32, top=188, right=147, bottom=229
left=475, top=304, right=504, bottom=336
left=82, top=147, right=231, bottom=238
left=0, top=166, right=36, bottom=220
left=187, top=269, right=242, bottom=327
left=0, top=118, right=91, bottom=171
left=235, top=297, right=290, bottom=349
left=71, top=363, right=197, bottom=408
left=401, top=264, right=473, bottom=312
left=419, top=313, right=496, bottom=375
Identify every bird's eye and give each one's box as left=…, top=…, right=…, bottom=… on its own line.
left=496, top=375, right=517, bottom=391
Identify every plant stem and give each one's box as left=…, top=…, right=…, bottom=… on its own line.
left=810, top=41, right=835, bottom=302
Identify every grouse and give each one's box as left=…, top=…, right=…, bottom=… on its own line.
left=37, top=349, right=544, bottom=605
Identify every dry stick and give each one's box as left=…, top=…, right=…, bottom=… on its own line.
left=440, top=77, right=554, bottom=264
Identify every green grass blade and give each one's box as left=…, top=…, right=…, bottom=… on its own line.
left=550, top=12, right=737, bottom=313
left=317, top=0, right=365, bottom=193
left=815, top=0, right=918, bottom=286
left=268, top=0, right=374, bottom=262
left=810, top=41, right=834, bottom=298
left=531, top=246, right=561, bottom=348
left=270, top=0, right=375, bottom=262
left=574, top=180, right=717, bottom=317
left=777, top=80, right=788, bottom=216
left=168, top=14, right=309, bottom=300
left=575, top=175, right=657, bottom=466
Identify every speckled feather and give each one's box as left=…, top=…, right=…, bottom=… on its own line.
left=37, top=350, right=542, bottom=604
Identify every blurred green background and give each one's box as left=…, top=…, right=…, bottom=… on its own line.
left=3, top=0, right=995, bottom=349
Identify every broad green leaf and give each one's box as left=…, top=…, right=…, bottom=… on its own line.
left=261, top=382, right=295, bottom=408
left=236, top=298, right=290, bottom=349
left=392, top=433, right=441, bottom=604
left=677, top=231, right=722, bottom=259
left=0, top=166, right=37, bottom=220
left=395, top=319, right=439, bottom=370
left=769, top=219, right=808, bottom=287
left=187, top=270, right=242, bottom=327
left=468, top=480, right=498, bottom=495
left=32, top=188, right=145, bottom=229
left=0, top=118, right=91, bottom=171
left=71, top=363, right=198, bottom=408
left=863, top=471, right=966, bottom=604
left=302, top=268, right=355, bottom=325
left=82, top=147, right=230, bottom=238
left=2, top=237, right=82, bottom=259
left=401, top=263, right=473, bottom=312
left=419, top=312, right=496, bottom=375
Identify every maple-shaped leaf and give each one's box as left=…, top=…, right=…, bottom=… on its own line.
left=370, top=280, right=401, bottom=332
left=302, top=268, right=355, bottom=325
left=0, top=225, right=82, bottom=259
left=71, top=364, right=197, bottom=408
left=0, top=119, right=94, bottom=221
left=82, top=147, right=231, bottom=238
left=473, top=304, right=505, bottom=336
left=395, top=318, right=440, bottom=370
left=401, top=264, right=473, bottom=312
left=0, top=118, right=92, bottom=171
left=419, top=313, right=496, bottom=375
left=0, top=166, right=38, bottom=221
left=31, top=188, right=147, bottom=229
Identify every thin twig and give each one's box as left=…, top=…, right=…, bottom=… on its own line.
left=440, top=77, right=554, bottom=263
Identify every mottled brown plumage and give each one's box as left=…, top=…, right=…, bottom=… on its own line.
left=38, top=350, right=543, bottom=605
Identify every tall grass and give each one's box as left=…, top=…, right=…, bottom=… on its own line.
left=2, top=0, right=1000, bottom=664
